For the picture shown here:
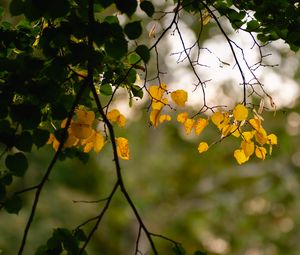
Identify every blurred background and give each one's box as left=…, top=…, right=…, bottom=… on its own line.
left=1, top=1, right=300, bottom=255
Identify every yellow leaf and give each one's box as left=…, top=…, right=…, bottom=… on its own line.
left=241, top=140, right=254, bottom=158
left=47, top=134, right=60, bottom=151
left=64, top=133, right=79, bottom=148
left=94, top=132, right=105, bottom=153
left=195, top=118, right=208, bottom=135
left=149, top=84, right=168, bottom=110
left=242, top=131, right=254, bottom=142
left=198, top=142, right=209, bottom=153
left=254, top=127, right=268, bottom=145
left=249, top=118, right=262, bottom=130
left=234, top=149, right=249, bottom=165
left=107, top=109, right=121, bottom=122
left=152, top=97, right=168, bottom=110
left=230, top=124, right=241, bottom=137
left=211, top=111, right=223, bottom=126
left=117, top=114, right=126, bottom=128
left=183, top=118, right=195, bottom=135
left=211, top=111, right=229, bottom=130
left=159, top=114, right=171, bottom=124
left=83, top=142, right=94, bottom=153
left=233, top=104, right=248, bottom=121
left=267, top=134, right=277, bottom=145
left=116, top=137, right=130, bottom=160
left=177, top=112, right=189, bottom=123
left=107, top=109, right=126, bottom=128
left=76, top=109, right=95, bottom=125
left=171, top=89, right=188, bottom=107
left=221, top=124, right=232, bottom=137
left=71, top=122, right=93, bottom=139
left=150, top=110, right=160, bottom=127
left=255, top=146, right=267, bottom=160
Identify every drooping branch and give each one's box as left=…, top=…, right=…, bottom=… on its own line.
left=78, top=1, right=159, bottom=254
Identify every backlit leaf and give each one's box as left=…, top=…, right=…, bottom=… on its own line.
left=116, top=137, right=130, bottom=160
left=198, top=142, right=209, bottom=153
left=255, top=146, right=267, bottom=160
left=195, top=118, right=208, bottom=135
left=171, top=89, right=188, bottom=107
left=234, top=149, right=248, bottom=165
left=233, top=104, right=248, bottom=121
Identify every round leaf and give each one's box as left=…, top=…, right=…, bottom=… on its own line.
left=33, top=129, right=50, bottom=148
left=124, top=21, right=142, bottom=40
left=135, top=45, right=150, bottom=63
left=5, top=153, right=28, bottom=177
left=15, top=131, right=33, bottom=152
left=4, top=195, right=22, bottom=214
left=140, top=0, right=155, bottom=17
left=115, top=0, right=137, bottom=17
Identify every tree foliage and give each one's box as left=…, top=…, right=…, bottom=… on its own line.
left=0, top=0, right=299, bottom=254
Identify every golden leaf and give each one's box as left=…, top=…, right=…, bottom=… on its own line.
left=234, top=149, right=249, bottom=165
left=171, top=89, right=188, bottom=107
left=255, top=146, right=267, bottom=160
left=241, top=140, right=254, bottom=158
left=195, top=118, right=208, bottom=135
left=177, top=112, right=189, bottom=123
left=233, top=104, right=248, bottom=121
left=183, top=118, right=195, bottom=135
left=198, top=142, right=209, bottom=153
left=116, top=137, right=130, bottom=160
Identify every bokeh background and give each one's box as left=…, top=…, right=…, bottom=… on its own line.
left=1, top=1, right=300, bottom=255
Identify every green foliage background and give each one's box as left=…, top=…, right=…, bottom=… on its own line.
left=1, top=0, right=300, bottom=254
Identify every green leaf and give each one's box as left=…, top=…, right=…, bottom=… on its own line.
left=100, top=83, right=113, bottom=95
left=74, top=229, right=87, bottom=241
left=9, top=0, right=25, bottom=16
left=131, top=85, right=143, bottom=99
left=33, top=129, right=50, bottom=148
left=140, top=0, right=155, bottom=17
left=105, top=37, right=128, bottom=60
left=124, top=21, right=142, bottom=40
left=0, top=171, right=13, bottom=186
left=115, top=0, right=137, bottom=17
left=56, top=228, right=79, bottom=254
left=172, top=245, right=186, bottom=255
left=246, top=20, right=260, bottom=32
left=15, top=131, right=33, bottom=152
left=5, top=153, right=28, bottom=177
left=135, top=44, right=150, bottom=63
left=128, top=52, right=141, bottom=65
left=4, top=195, right=22, bottom=214
left=127, top=69, right=137, bottom=83
left=104, top=15, right=119, bottom=24
left=10, top=104, right=42, bottom=129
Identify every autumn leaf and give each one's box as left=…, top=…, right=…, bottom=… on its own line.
left=198, top=142, right=209, bottom=153
left=116, top=137, right=130, bottom=160
left=233, top=104, right=248, bottom=121
left=107, top=109, right=126, bottom=127
left=183, top=118, right=194, bottom=135
left=255, top=146, right=267, bottom=160
left=149, top=84, right=168, bottom=110
left=177, top=112, right=189, bottom=123
left=234, top=149, right=249, bottom=165
left=195, top=118, right=208, bottom=135
left=171, top=89, right=188, bottom=107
